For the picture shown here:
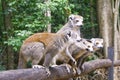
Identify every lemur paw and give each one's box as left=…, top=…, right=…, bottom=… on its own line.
left=45, top=68, right=51, bottom=76
left=32, top=65, right=44, bottom=69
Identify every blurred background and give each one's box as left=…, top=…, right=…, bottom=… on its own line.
left=0, top=0, right=119, bottom=79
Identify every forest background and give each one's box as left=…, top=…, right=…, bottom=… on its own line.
left=0, top=0, right=119, bottom=73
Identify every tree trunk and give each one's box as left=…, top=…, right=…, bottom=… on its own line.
left=97, top=0, right=120, bottom=80
left=1, top=0, right=14, bottom=69
left=112, top=0, right=120, bottom=80
left=44, top=0, right=51, bottom=32
left=97, top=0, right=113, bottom=57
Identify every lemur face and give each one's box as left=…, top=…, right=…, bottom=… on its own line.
left=90, top=38, right=103, bottom=48
left=69, top=14, right=83, bottom=27
left=75, top=39, right=94, bottom=52
left=82, top=40, right=94, bottom=52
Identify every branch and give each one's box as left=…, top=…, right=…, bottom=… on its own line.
left=0, top=59, right=120, bottom=80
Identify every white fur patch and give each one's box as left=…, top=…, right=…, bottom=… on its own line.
left=51, top=65, right=58, bottom=67
left=32, top=65, right=44, bottom=69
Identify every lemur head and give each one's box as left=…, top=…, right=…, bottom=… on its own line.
left=69, top=14, right=83, bottom=27
left=75, top=39, right=94, bottom=52
left=82, top=39, right=94, bottom=52
left=90, top=38, right=103, bottom=48
left=66, top=30, right=82, bottom=43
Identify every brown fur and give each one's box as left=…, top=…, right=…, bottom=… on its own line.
left=18, top=33, right=58, bottom=68
left=23, top=33, right=56, bottom=46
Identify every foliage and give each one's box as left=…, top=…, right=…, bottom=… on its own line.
left=4, top=30, right=33, bottom=51
left=5, top=0, right=98, bottom=51
left=0, top=0, right=98, bottom=70
left=70, top=0, right=98, bottom=38
left=4, top=0, right=76, bottom=51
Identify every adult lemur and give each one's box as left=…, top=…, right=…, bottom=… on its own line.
left=18, top=14, right=84, bottom=69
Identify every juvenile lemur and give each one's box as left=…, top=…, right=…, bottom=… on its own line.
left=71, top=38, right=103, bottom=80
left=77, top=38, right=104, bottom=68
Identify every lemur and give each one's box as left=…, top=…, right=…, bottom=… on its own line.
left=34, top=14, right=84, bottom=74
left=90, top=38, right=104, bottom=58
left=51, top=39, right=94, bottom=65
left=73, top=38, right=104, bottom=80
left=18, top=14, right=84, bottom=69
left=32, top=30, right=82, bottom=75
left=77, top=38, right=104, bottom=69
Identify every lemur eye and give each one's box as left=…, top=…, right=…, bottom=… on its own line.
left=88, top=46, right=90, bottom=48
left=76, top=20, right=79, bottom=22
left=96, top=42, right=99, bottom=45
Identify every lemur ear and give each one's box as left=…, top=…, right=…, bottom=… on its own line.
left=90, top=38, right=96, bottom=43
left=69, top=14, right=75, bottom=20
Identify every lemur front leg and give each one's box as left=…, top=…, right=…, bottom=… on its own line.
left=65, top=45, right=81, bottom=74
left=65, top=45, right=77, bottom=66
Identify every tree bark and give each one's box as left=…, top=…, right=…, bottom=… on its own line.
left=0, top=59, right=120, bottom=80
left=44, top=0, right=51, bottom=32
left=97, top=0, right=113, bottom=57
left=1, top=0, right=14, bottom=69
left=112, top=0, right=120, bottom=80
